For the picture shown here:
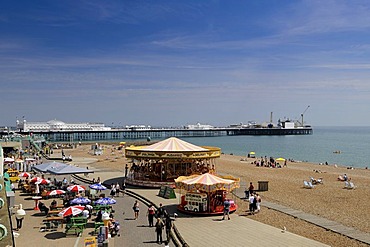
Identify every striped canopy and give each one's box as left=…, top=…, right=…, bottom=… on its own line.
left=67, top=185, right=86, bottom=192
left=47, top=189, right=66, bottom=196
left=58, top=205, right=85, bottom=217
left=175, top=173, right=240, bottom=193
left=140, top=137, right=208, bottom=152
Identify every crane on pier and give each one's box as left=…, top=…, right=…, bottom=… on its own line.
left=299, top=105, right=310, bottom=127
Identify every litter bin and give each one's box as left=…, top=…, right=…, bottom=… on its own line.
left=258, top=181, right=269, bottom=191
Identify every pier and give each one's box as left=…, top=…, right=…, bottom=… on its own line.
left=6, top=126, right=313, bottom=142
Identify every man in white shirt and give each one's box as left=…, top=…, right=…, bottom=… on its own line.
left=82, top=207, right=90, bottom=218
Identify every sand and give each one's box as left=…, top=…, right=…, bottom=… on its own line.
left=60, top=143, right=370, bottom=247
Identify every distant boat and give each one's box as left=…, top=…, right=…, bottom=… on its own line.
left=333, top=150, right=341, bottom=154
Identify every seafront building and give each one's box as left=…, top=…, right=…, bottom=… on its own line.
left=16, top=119, right=110, bottom=132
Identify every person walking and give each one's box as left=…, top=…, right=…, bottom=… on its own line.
left=155, top=217, right=164, bottom=244
left=115, top=182, right=120, bottom=197
left=15, top=204, right=26, bottom=230
left=147, top=204, right=156, bottom=227
left=133, top=200, right=140, bottom=220
left=165, top=215, right=172, bottom=242
left=252, top=193, right=258, bottom=213
left=256, top=193, right=262, bottom=212
left=248, top=182, right=254, bottom=195
left=110, top=183, right=116, bottom=198
left=221, top=199, right=231, bottom=220
left=157, top=203, right=165, bottom=219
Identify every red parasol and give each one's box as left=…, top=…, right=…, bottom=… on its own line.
left=58, top=205, right=85, bottom=217
left=47, top=189, right=66, bottom=196
left=67, top=185, right=86, bottom=192
left=35, top=179, right=51, bottom=185
left=19, top=172, right=31, bottom=178
left=31, top=177, right=51, bottom=185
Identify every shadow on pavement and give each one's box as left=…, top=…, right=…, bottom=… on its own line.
left=44, top=232, right=66, bottom=240
left=137, top=225, right=151, bottom=228
left=31, top=212, right=47, bottom=217
left=142, top=240, right=159, bottom=244
left=212, top=219, right=224, bottom=222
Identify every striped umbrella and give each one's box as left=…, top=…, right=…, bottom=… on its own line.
left=70, top=197, right=91, bottom=205
left=33, top=178, right=51, bottom=185
left=95, top=197, right=117, bottom=205
left=67, top=185, right=86, bottom=192
left=89, top=183, right=107, bottom=190
left=47, top=189, right=66, bottom=196
left=175, top=173, right=239, bottom=192
left=30, top=177, right=42, bottom=183
left=19, top=172, right=31, bottom=178
left=139, top=137, right=208, bottom=152
left=58, top=205, right=85, bottom=217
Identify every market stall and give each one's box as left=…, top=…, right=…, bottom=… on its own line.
left=175, top=173, right=240, bottom=215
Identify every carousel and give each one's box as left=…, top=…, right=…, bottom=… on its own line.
left=124, top=137, right=221, bottom=188
left=175, top=173, right=240, bottom=215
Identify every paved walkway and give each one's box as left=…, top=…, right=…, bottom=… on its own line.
left=93, top=170, right=329, bottom=247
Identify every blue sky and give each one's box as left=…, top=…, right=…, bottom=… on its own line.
left=1, top=0, right=370, bottom=127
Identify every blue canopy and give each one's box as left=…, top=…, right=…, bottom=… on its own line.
left=70, top=197, right=91, bottom=205
left=95, top=197, right=116, bottom=205
left=89, top=183, right=107, bottom=190
left=32, top=161, right=94, bottom=175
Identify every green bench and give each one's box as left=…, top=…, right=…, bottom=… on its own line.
left=93, top=205, right=112, bottom=214
left=93, top=221, right=104, bottom=234
left=65, top=217, right=88, bottom=236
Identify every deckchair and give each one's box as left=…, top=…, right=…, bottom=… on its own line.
left=303, top=180, right=314, bottom=189
left=345, top=181, right=356, bottom=189
left=344, top=181, right=350, bottom=189
left=310, top=177, right=323, bottom=184
left=349, top=182, right=356, bottom=189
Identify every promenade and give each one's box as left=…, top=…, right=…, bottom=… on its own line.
left=11, top=167, right=329, bottom=247
left=85, top=169, right=330, bottom=247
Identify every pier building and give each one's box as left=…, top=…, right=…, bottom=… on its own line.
left=0, top=119, right=312, bottom=142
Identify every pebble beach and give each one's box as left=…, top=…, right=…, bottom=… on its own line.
left=63, top=143, right=370, bottom=247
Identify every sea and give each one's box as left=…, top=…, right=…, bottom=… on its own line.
left=171, top=126, right=370, bottom=169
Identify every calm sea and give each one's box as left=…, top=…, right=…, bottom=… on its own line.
left=175, top=126, right=370, bottom=169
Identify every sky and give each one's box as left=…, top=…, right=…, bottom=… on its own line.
left=1, top=0, right=370, bottom=127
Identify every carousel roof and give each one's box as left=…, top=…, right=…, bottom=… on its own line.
left=176, top=173, right=235, bottom=185
left=139, top=137, right=209, bottom=152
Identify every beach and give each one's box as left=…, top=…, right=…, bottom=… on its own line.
left=59, top=144, right=370, bottom=247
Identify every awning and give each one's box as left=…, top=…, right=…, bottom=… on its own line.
left=32, top=161, right=94, bottom=175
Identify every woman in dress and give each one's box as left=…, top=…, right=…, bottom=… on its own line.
left=133, top=200, right=140, bottom=220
